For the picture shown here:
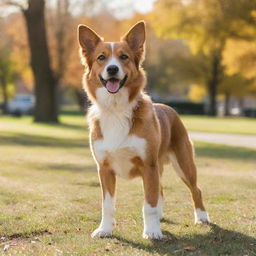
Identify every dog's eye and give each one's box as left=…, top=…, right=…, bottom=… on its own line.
left=120, top=54, right=128, bottom=60
left=98, top=55, right=106, bottom=61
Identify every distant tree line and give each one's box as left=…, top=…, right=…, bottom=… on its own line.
left=0, top=0, right=255, bottom=121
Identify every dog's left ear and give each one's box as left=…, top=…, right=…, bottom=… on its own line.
left=121, top=21, right=146, bottom=66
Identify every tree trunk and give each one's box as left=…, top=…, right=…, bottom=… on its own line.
left=0, top=77, right=8, bottom=114
left=207, top=79, right=217, bottom=116
left=23, top=0, right=58, bottom=122
left=207, top=50, right=222, bottom=116
left=224, top=92, right=230, bottom=116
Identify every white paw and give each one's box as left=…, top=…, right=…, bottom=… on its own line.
left=194, top=209, right=210, bottom=224
left=91, top=228, right=112, bottom=238
left=143, top=230, right=163, bottom=240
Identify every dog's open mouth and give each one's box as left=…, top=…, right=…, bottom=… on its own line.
left=99, top=75, right=128, bottom=94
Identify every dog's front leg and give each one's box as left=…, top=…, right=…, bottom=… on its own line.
left=142, top=163, right=163, bottom=239
left=91, top=164, right=116, bottom=238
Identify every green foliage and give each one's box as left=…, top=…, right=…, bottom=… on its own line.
left=163, top=100, right=205, bottom=115
left=244, top=108, right=256, bottom=118
left=152, top=0, right=256, bottom=54
left=150, top=0, right=256, bottom=106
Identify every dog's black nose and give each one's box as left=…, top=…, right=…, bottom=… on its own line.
left=107, top=65, right=119, bottom=76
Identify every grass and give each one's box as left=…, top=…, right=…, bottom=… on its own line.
left=181, top=115, right=256, bottom=135
left=0, top=114, right=256, bottom=255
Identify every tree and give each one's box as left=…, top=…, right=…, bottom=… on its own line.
left=23, top=0, right=58, bottom=122
left=3, top=0, right=58, bottom=122
left=150, top=0, right=256, bottom=116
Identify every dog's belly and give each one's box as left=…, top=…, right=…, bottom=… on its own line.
left=93, top=135, right=146, bottom=179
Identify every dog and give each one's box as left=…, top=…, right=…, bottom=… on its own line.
left=77, top=21, right=210, bottom=239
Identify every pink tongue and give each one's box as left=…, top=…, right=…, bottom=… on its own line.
left=106, top=80, right=120, bottom=93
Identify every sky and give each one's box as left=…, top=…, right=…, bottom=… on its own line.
left=102, top=0, right=156, bottom=19
left=0, top=0, right=156, bottom=19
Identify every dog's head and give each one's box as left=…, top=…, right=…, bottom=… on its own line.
left=78, top=21, right=146, bottom=101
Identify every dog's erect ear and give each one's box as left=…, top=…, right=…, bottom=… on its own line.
left=78, top=24, right=102, bottom=66
left=121, top=21, right=146, bottom=66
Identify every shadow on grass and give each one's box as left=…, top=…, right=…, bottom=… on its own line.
left=40, top=121, right=84, bottom=131
left=54, top=123, right=82, bottom=131
left=113, top=224, right=256, bottom=255
left=195, top=142, right=256, bottom=161
left=45, top=163, right=95, bottom=172
left=0, top=132, right=88, bottom=148
left=1, top=229, right=52, bottom=242
left=9, top=160, right=96, bottom=173
left=161, top=218, right=177, bottom=225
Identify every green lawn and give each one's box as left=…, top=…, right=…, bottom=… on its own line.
left=0, top=115, right=255, bottom=255
left=181, top=115, right=256, bottom=135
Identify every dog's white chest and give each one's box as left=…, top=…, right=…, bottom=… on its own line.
left=90, top=89, right=146, bottom=178
left=93, top=125, right=146, bottom=179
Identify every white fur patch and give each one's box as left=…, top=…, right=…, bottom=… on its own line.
left=143, top=201, right=163, bottom=239
left=101, top=42, right=125, bottom=80
left=91, top=192, right=115, bottom=238
left=194, top=208, right=210, bottom=224
left=168, top=153, right=186, bottom=180
left=91, top=88, right=146, bottom=179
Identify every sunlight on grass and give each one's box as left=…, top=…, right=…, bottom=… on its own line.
left=181, top=115, right=256, bottom=135
left=0, top=114, right=255, bottom=255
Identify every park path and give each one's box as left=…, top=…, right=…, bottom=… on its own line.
left=189, top=131, right=256, bottom=149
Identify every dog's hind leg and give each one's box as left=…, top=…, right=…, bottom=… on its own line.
left=158, top=163, right=164, bottom=220
left=170, top=116, right=210, bottom=224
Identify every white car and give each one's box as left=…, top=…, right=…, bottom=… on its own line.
left=7, top=94, right=35, bottom=116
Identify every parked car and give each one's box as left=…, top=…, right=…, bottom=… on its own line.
left=7, top=94, right=35, bottom=116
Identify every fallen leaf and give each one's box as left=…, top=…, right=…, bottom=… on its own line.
left=184, top=246, right=197, bottom=251
left=3, top=244, right=10, bottom=251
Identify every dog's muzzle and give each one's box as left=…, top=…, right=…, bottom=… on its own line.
left=99, top=75, right=128, bottom=94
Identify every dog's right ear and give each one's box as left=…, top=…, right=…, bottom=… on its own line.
left=78, top=25, right=102, bottom=66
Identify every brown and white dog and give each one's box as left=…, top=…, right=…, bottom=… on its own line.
left=78, top=21, right=209, bottom=239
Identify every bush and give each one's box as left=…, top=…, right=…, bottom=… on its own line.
left=244, top=108, right=256, bottom=118
left=161, top=100, right=205, bottom=115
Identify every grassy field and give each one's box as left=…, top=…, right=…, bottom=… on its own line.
left=0, top=114, right=255, bottom=256
left=181, top=115, right=256, bottom=135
